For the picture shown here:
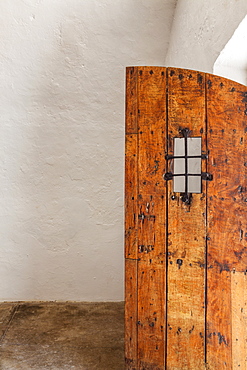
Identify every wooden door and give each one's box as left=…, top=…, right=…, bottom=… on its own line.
left=125, top=67, right=247, bottom=370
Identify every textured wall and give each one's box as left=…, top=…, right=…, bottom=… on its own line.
left=166, top=0, right=247, bottom=74
left=214, top=15, right=247, bottom=85
left=0, top=0, right=176, bottom=301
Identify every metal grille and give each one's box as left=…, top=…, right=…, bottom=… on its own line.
left=164, top=128, right=212, bottom=203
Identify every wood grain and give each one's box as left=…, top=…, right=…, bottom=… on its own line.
left=125, top=259, right=138, bottom=370
left=206, top=267, right=232, bottom=369
left=206, top=74, right=247, bottom=369
left=137, top=67, right=167, bottom=369
left=125, top=67, right=167, bottom=369
left=125, top=67, right=139, bottom=369
left=126, top=67, right=138, bottom=134
left=137, top=67, right=166, bottom=196
left=137, top=261, right=165, bottom=370
left=231, top=271, right=247, bottom=369
left=166, top=68, right=207, bottom=369
left=125, top=133, right=138, bottom=259
left=206, top=74, right=247, bottom=271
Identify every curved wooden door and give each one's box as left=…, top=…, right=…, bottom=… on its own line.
left=125, top=67, right=247, bottom=369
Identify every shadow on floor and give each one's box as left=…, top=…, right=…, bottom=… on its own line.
left=0, top=302, right=124, bottom=370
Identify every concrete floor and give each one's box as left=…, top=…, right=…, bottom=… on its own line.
left=0, top=302, right=124, bottom=370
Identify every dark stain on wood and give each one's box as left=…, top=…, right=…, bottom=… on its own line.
left=234, top=247, right=247, bottom=260
left=208, top=332, right=228, bottom=346
left=214, top=261, right=231, bottom=273
left=197, top=74, right=203, bottom=84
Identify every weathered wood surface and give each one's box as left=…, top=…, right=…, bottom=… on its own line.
left=126, top=67, right=138, bottom=134
left=125, top=67, right=138, bottom=260
left=206, top=74, right=247, bottom=369
left=231, top=271, right=247, bottom=369
left=125, top=133, right=138, bottom=259
left=206, top=74, right=247, bottom=271
left=137, top=67, right=167, bottom=370
left=125, top=67, right=138, bottom=370
left=125, top=67, right=167, bottom=369
left=125, top=67, right=247, bottom=369
left=166, top=68, right=206, bottom=369
left=125, top=259, right=138, bottom=370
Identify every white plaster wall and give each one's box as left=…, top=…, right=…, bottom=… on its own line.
left=166, top=0, right=247, bottom=74
left=0, top=0, right=176, bottom=301
left=214, top=15, right=247, bottom=86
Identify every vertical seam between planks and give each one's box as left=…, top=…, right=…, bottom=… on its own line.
left=205, top=73, right=208, bottom=368
left=164, top=67, right=169, bottom=370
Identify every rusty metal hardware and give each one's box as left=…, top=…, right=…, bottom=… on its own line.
left=164, top=128, right=213, bottom=202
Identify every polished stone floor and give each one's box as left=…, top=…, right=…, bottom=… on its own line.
left=0, top=302, right=124, bottom=369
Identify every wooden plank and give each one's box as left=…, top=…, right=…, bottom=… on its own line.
left=136, top=67, right=167, bottom=369
left=125, top=133, right=138, bottom=259
left=206, top=267, right=232, bottom=369
left=206, top=74, right=247, bottom=369
left=166, top=68, right=206, bottom=369
left=231, top=271, right=247, bottom=369
left=125, top=67, right=139, bottom=369
left=137, top=67, right=167, bottom=196
left=125, top=66, right=139, bottom=259
left=138, top=262, right=165, bottom=370
left=125, top=259, right=138, bottom=370
left=137, top=193, right=166, bottom=370
left=126, top=67, right=138, bottom=134
left=138, top=194, right=166, bottom=263
left=206, top=74, right=247, bottom=271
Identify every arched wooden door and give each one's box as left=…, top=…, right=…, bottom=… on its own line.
left=125, top=67, right=247, bottom=369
